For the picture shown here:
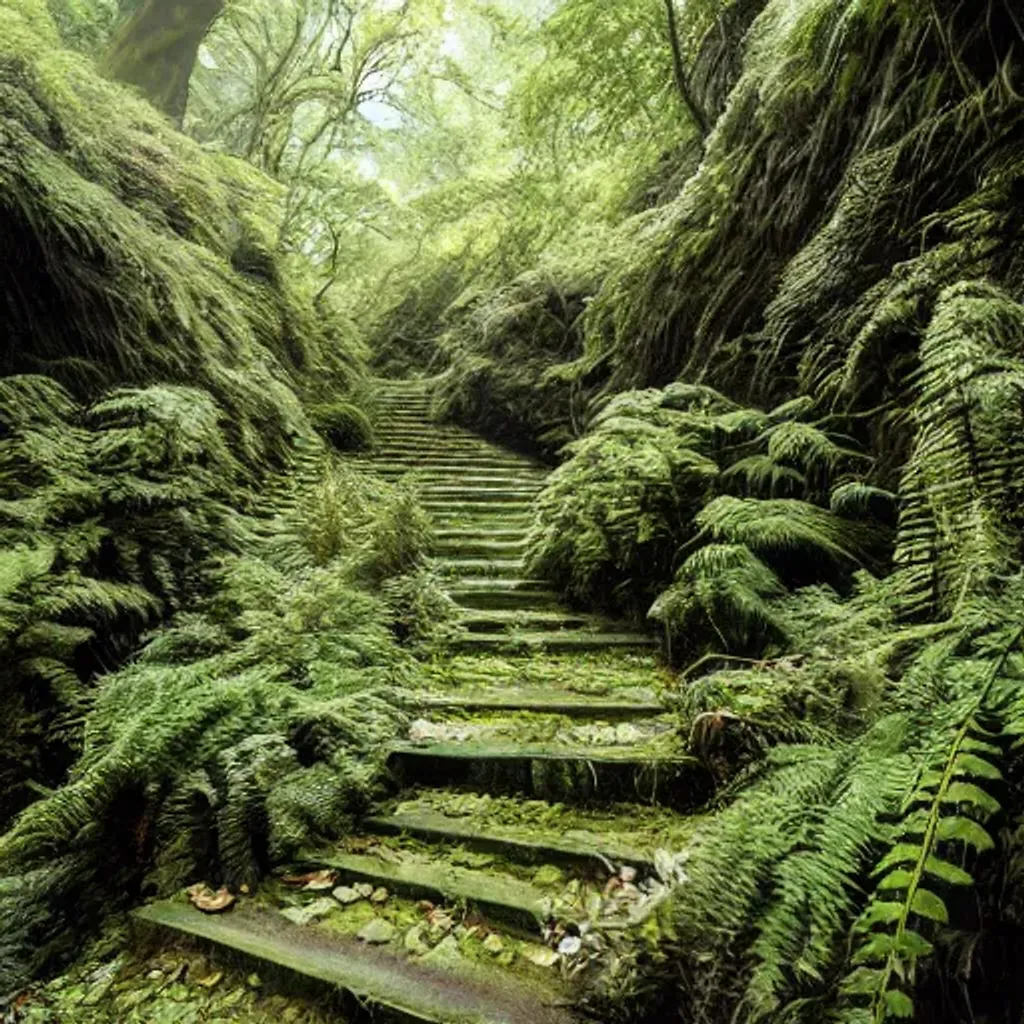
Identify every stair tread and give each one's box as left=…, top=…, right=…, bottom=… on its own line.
left=365, top=810, right=655, bottom=872
left=134, top=901, right=574, bottom=1024
left=300, top=850, right=547, bottom=924
left=414, top=692, right=665, bottom=716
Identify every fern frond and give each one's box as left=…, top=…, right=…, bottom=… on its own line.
left=696, top=496, right=888, bottom=579
left=650, top=544, right=788, bottom=655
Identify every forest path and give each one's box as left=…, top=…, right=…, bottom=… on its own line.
left=137, top=379, right=703, bottom=1023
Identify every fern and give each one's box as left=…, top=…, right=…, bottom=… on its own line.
left=842, top=627, right=1023, bottom=1023
left=892, top=283, right=1024, bottom=618
left=650, top=543, right=788, bottom=655
left=695, top=496, right=888, bottom=579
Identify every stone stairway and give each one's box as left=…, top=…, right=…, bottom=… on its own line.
left=367, top=379, right=655, bottom=653
left=134, top=379, right=701, bottom=1024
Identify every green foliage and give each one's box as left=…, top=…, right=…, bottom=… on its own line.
left=842, top=629, right=1021, bottom=1023
left=0, top=0, right=359, bottom=467
left=528, top=382, right=885, bottom=651
left=308, top=401, right=375, bottom=452
left=0, top=454, right=420, bottom=990
left=0, top=377, right=255, bottom=827
left=650, top=543, right=787, bottom=656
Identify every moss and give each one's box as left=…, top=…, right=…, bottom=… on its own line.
left=308, top=402, right=374, bottom=453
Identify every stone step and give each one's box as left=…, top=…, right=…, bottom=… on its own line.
left=386, top=743, right=702, bottom=807
left=423, top=498, right=534, bottom=515
left=448, top=586, right=563, bottom=611
left=453, top=632, right=657, bottom=653
left=414, top=693, right=665, bottom=717
left=376, top=466, right=547, bottom=482
left=421, top=485, right=542, bottom=501
left=365, top=811, right=655, bottom=874
left=298, top=851, right=546, bottom=934
left=380, top=471, right=547, bottom=488
left=437, top=539, right=529, bottom=559
left=439, top=558, right=526, bottom=579
left=374, top=440, right=508, bottom=455
left=133, top=902, right=575, bottom=1024
left=459, top=610, right=594, bottom=633
left=365, top=454, right=542, bottom=471
left=436, top=528, right=530, bottom=543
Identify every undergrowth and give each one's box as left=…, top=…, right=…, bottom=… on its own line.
left=0, top=454, right=441, bottom=992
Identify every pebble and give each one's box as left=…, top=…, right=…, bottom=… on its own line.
left=483, top=934, right=505, bottom=954
left=370, top=886, right=389, bottom=904
left=332, top=885, right=362, bottom=905
left=358, top=918, right=397, bottom=944
left=354, top=882, right=375, bottom=899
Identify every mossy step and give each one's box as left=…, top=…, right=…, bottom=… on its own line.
left=438, top=540, right=529, bottom=559
left=438, top=559, right=526, bottom=579
left=369, top=456, right=541, bottom=472
left=453, top=632, right=657, bottom=653
left=133, top=902, right=574, bottom=1024
left=382, top=474, right=547, bottom=489
left=429, top=509, right=533, bottom=524
left=415, top=693, right=665, bottom=717
left=374, top=440, right=510, bottom=455
left=448, top=587, right=563, bottom=611
left=459, top=610, right=595, bottom=633
left=386, top=743, right=704, bottom=807
left=364, top=811, right=655, bottom=874
left=422, top=487, right=542, bottom=502
left=421, top=493, right=536, bottom=508
left=298, top=851, right=546, bottom=934
left=377, top=467, right=547, bottom=480
left=437, top=528, right=532, bottom=542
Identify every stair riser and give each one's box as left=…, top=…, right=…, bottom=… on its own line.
left=454, top=635, right=656, bottom=653
left=422, top=500, right=535, bottom=514
left=461, top=617, right=590, bottom=634
left=303, top=862, right=542, bottom=937
left=422, top=490, right=542, bottom=503
left=377, top=472, right=546, bottom=486
left=435, top=542, right=529, bottom=558
left=449, top=591, right=561, bottom=611
left=439, top=561, right=526, bottom=579
left=386, top=752, right=707, bottom=809
left=365, top=455, right=544, bottom=470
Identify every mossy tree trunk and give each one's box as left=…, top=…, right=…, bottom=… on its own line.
left=102, top=0, right=224, bottom=126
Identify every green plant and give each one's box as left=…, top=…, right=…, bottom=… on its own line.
left=308, top=401, right=375, bottom=452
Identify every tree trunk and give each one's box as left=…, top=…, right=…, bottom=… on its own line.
left=102, top=0, right=225, bottom=126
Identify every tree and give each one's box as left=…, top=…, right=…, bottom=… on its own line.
left=101, top=0, right=225, bottom=125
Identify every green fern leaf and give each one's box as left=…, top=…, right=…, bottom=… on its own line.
left=922, top=856, right=972, bottom=886
left=909, top=888, right=947, bottom=924
left=951, top=752, right=1002, bottom=780
left=933, top=816, right=994, bottom=852
left=884, top=990, right=914, bottom=1018
left=941, top=781, right=1000, bottom=815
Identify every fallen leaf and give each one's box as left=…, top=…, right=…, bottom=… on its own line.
left=280, top=869, right=336, bottom=891
left=187, top=884, right=236, bottom=914
left=196, top=971, right=223, bottom=989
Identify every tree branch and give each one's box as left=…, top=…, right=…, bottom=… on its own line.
left=663, top=0, right=709, bottom=137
